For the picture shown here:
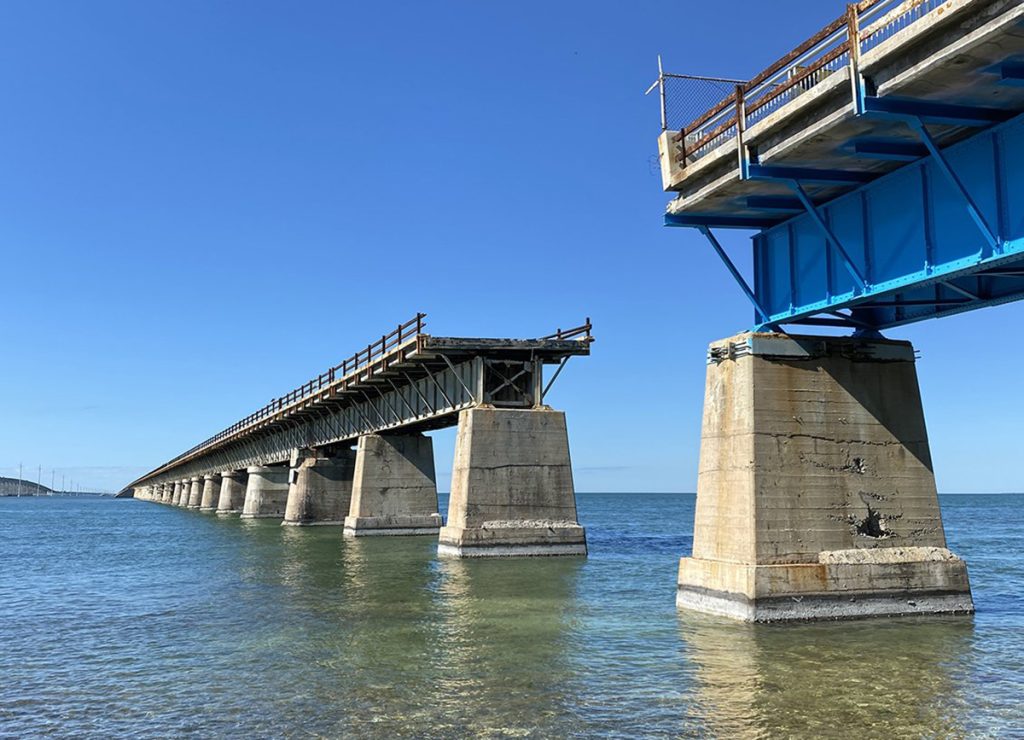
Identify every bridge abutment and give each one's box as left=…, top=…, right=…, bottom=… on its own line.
left=217, top=470, right=247, bottom=514
left=677, top=332, right=974, bottom=622
left=343, top=433, right=442, bottom=536
left=241, top=466, right=290, bottom=519
left=438, top=407, right=586, bottom=557
left=283, top=448, right=356, bottom=526
left=199, top=474, right=222, bottom=511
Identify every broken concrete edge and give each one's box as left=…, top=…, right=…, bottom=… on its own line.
left=677, top=586, right=975, bottom=623
left=281, top=519, right=345, bottom=527
left=708, top=332, right=916, bottom=364
left=437, top=543, right=588, bottom=558
left=343, top=526, right=441, bottom=537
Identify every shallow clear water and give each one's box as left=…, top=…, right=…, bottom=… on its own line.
left=1, top=493, right=1022, bottom=738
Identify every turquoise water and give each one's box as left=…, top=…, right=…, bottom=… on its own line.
left=1, top=493, right=1022, bottom=738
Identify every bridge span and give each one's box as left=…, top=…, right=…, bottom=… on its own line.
left=126, top=314, right=593, bottom=558
left=649, top=0, right=1024, bottom=621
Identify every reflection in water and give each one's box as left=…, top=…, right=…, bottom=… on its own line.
left=4, top=495, right=1022, bottom=737
left=678, top=613, right=976, bottom=738
left=430, top=557, right=583, bottom=735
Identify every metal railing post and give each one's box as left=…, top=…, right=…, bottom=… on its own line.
left=735, top=84, right=749, bottom=179
left=847, top=4, right=865, bottom=114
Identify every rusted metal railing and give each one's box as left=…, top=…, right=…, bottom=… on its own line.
left=540, top=318, right=594, bottom=343
left=164, top=313, right=427, bottom=466
left=649, top=0, right=949, bottom=166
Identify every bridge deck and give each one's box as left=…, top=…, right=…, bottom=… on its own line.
left=125, top=315, right=593, bottom=489
left=654, top=0, right=1024, bottom=331
left=659, top=0, right=1024, bottom=220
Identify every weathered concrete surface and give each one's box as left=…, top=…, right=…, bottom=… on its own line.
left=217, top=470, right=247, bottom=514
left=677, top=332, right=973, bottom=622
left=438, top=407, right=586, bottom=557
left=343, top=434, right=442, bottom=536
left=199, top=474, right=222, bottom=511
left=186, top=477, right=203, bottom=509
left=172, top=480, right=185, bottom=506
left=283, top=448, right=356, bottom=526
left=241, top=466, right=290, bottom=519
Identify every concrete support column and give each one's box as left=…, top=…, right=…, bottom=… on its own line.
left=241, top=466, right=290, bottom=519
left=186, top=476, right=203, bottom=509
left=438, top=407, right=587, bottom=557
left=283, top=448, right=357, bottom=526
left=162, top=484, right=173, bottom=503
left=172, top=481, right=184, bottom=506
left=199, top=473, right=222, bottom=511
left=343, top=433, right=442, bottom=536
left=676, top=332, right=974, bottom=622
left=217, top=470, right=247, bottom=514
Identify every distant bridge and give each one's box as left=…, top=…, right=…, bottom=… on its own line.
left=127, top=314, right=593, bottom=557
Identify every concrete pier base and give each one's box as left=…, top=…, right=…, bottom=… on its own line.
left=343, top=434, right=442, bottom=536
left=217, top=470, right=247, bottom=515
left=172, top=481, right=185, bottom=506
left=199, top=474, right=222, bottom=511
left=240, top=466, right=290, bottom=519
left=283, top=449, right=356, bottom=526
left=186, top=476, right=203, bottom=509
left=438, top=407, right=586, bottom=557
left=676, top=333, right=973, bottom=622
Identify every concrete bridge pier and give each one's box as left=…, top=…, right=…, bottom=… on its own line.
left=676, top=333, right=974, bottom=622
left=186, top=476, right=203, bottom=509
left=199, top=474, right=222, bottom=511
left=241, top=465, right=290, bottom=519
left=343, top=433, right=442, bottom=536
left=161, top=484, right=172, bottom=503
left=283, top=448, right=356, bottom=526
left=172, top=480, right=185, bottom=506
left=217, top=470, right=247, bottom=514
left=438, top=407, right=586, bottom=557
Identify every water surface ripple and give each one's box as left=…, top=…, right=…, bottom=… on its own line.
left=1, top=494, right=1021, bottom=737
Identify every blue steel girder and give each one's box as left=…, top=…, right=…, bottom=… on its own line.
left=742, top=110, right=1024, bottom=332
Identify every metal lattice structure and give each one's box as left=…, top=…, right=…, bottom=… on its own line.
left=123, top=315, right=593, bottom=491
left=653, top=0, right=1024, bottom=333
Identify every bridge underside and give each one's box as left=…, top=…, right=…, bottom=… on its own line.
left=126, top=322, right=593, bottom=557
left=660, top=0, right=1024, bottom=332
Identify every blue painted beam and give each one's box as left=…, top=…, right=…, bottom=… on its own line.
left=744, top=111, right=1024, bottom=332
left=863, top=95, right=1014, bottom=127
left=747, top=164, right=873, bottom=185
left=745, top=196, right=803, bottom=212
left=850, top=138, right=928, bottom=162
left=664, top=212, right=778, bottom=229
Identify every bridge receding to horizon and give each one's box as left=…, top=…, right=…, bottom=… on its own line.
left=126, top=314, right=594, bottom=558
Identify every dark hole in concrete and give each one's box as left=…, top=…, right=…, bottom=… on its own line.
left=856, top=506, right=888, bottom=538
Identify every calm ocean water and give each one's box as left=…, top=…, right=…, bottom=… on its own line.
left=1, top=493, right=1022, bottom=738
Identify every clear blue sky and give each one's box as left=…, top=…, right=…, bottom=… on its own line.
left=0, top=1, right=1018, bottom=493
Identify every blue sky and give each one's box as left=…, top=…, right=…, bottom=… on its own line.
left=0, top=1, right=1019, bottom=493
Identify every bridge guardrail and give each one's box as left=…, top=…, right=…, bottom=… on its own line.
left=648, top=0, right=948, bottom=167
left=165, top=312, right=427, bottom=466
